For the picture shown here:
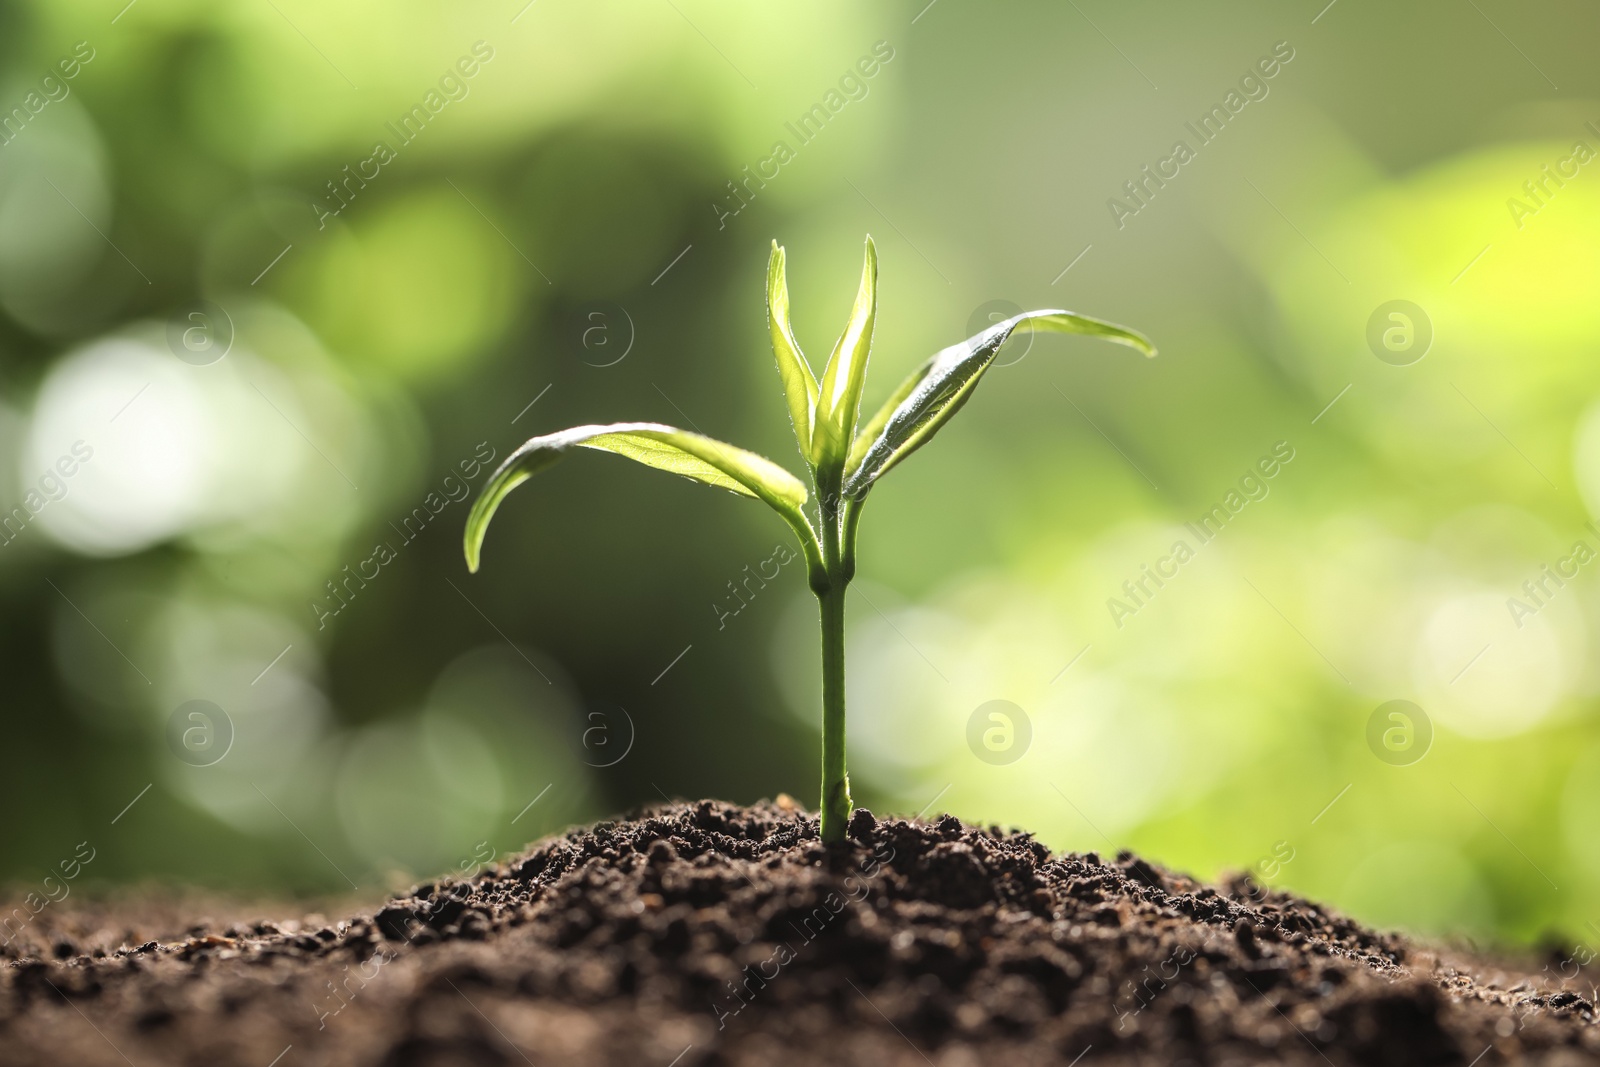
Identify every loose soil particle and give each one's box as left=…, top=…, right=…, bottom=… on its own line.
left=1, top=800, right=1596, bottom=1066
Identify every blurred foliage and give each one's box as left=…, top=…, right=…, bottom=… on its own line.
left=2, top=0, right=1599, bottom=951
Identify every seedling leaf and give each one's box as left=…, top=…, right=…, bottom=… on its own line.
left=844, top=352, right=933, bottom=478
left=811, top=236, right=878, bottom=470
left=767, top=242, right=819, bottom=463
left=843, top=309, right=1155, bottom=498
left=464, top=422, right=812, bottom=573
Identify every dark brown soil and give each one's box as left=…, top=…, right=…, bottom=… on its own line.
left=2, top=799, right=1596, bottom=1066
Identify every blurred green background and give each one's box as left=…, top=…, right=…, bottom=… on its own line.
left=3, top=0, right=1599, bottom=951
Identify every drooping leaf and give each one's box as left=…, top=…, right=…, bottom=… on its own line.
left=811, top=236, right=878, bottom=470
left=465, top=422, right=813, bottom=572
left=843, top=309, right=1155, bottom=499
left=767, top=241, right=819, bottom=463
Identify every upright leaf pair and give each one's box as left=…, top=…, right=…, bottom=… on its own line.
left=464, top=237, right=1155, bottom=841
left=768, top=237, right=879, bottom=475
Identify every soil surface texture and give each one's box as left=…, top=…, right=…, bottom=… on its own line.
left=2, top=799, right=1596, bottom=1066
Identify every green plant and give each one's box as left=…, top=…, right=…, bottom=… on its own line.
left=464, top=237, right=1155, bottom=841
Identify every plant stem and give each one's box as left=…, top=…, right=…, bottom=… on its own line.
left=818, top=577, right=850, bottom=841
left=815, top=486, right=855, bottom=843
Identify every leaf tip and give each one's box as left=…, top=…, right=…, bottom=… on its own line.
left=767, top=241, right=788, bottom=298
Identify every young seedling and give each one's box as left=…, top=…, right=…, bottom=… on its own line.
left=464, top=237, right=1155, bottom=841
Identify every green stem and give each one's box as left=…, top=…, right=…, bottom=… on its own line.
left=818, top=576, right=850, bottom=841
left=840, top=497, right=862, bottom=582
left=814, top=483, right=855, bottom=842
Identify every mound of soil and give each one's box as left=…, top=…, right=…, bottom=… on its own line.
left=2, top=799, right=1596, bottom=1066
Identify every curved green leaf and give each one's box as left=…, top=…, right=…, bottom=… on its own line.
left=767, top=241, right=819, bottom=463
left=465, top=422, right=814, bottom=572
left=811, top=236, right=878, bottom=470
left=844, top=351, right=934, bottom=477
left=843, top=309, right=1155, bottom=499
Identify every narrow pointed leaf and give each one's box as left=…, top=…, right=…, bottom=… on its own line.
left=767, top=242, right=819, bottom=462
left=465, top=422, right=811, bottom=572
left=811, top=236, right=878, bottom=468
left=844, top=352, right=934, bottom=477
left=843, top=309, right=1155, bottom=498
